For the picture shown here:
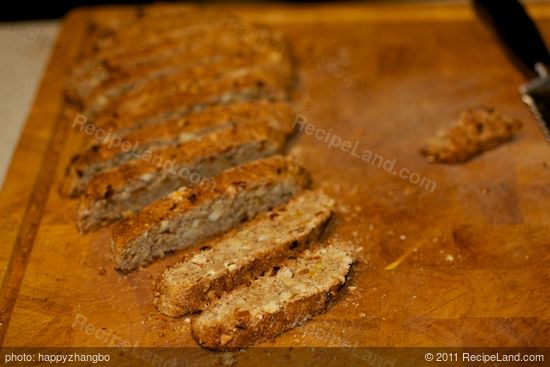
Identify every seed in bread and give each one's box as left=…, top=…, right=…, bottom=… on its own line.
left=421, top=106, right=523, bottom=163
left=155, top=190, right=334, bottom=317
left=111, top=155, right=310, bottom=271
left=191, top=243, right=354, bottom=349
left=63, top=101, right=295, bottom=198
left=77, top=121, right=291, bottom=233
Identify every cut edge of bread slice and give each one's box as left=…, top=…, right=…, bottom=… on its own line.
left=154, top=189, right=335, bottom=317
left=191, top=241, right=355, bottom=349
left=111, top=155, right=310, bottom=271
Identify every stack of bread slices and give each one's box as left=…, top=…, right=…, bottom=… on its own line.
left=62, top=5, right=355, bottom=349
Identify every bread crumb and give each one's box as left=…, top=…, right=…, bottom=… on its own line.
left=184, top=318, right=191, bottom=323
left=359, top=312, right=366, bottom=318
left=445, top=254, right=454, bottom=262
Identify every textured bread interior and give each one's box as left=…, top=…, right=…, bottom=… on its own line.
left=111, top=156, right=310, bottom=271
left=155, top=190, right=334, bottom=317
left=192, top=244, right=354, bottom=349
left=70, top=21, right=290, bottom=108
left=76, top=122, right=285, bottom=233
left=64, top=100, right=294, bottom=198
left=94, top=69, right=291, bottom=133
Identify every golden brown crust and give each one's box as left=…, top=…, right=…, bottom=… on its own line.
left=111, top=155, right=310, bottom=271
left=154, top=190, right=334, bottom=317
left=421, top=106, right=523, bottom=163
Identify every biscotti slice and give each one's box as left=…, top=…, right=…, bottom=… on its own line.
left=63, top=101, right=295, bottom=198
left=421, top=106, right=522, bottom=163
left=77, top=121, right=290, bottom=233
left=155, top=190, right=334, bottom=317
left=111, top=155, right=310, bottom=271
left=94, top=68, right=292, bottom=133
left=191, top=243, right=354, bottom=349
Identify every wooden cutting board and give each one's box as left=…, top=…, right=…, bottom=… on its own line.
left=1, top=1, right=549, bottom=358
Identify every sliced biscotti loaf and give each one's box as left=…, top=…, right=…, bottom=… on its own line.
left=69, top=21, right=290, bottom=107
left=67, top=16, right=229, bottom=101
left=94, top=67, right=292, bottom=133
left=83, top=48, right=293, bottom=117
left=63, top=101, right=295, bottom=198
left=191, top=243, right=354, bottom=349
left=155, top=190, right=334, bottom=317
left=77, top=121, right=290, bottom=233
left=111, top=155, right=310, bottom=271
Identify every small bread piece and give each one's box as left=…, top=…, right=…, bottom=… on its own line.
left=421, top=106, right=522, bottom=163
left=111, top=155, right=310, bottom=271
left=63, top=101, right=295, bottom=198
left=191, top=243, right=354, bottom=349
left=93, top=67, right=292, bottom=133
left=155, top=190, right=334, bottom=317
left=77, top=121, right=290, bottom=233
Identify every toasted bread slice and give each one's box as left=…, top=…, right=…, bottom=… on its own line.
left=77, top=121, right=291, bottom=233
left=111, top=155, right=310, bottom=271
left=63, top=101, right=295, bottom=198
left=191, top=243, right=354, bottom=349
left=421, top=106, right=522, bottom=163
left=93, top=68, right=292, bottom=133
left=155, top=190, right=334, bottom=317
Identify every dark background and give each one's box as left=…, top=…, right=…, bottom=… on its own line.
left=0, top=0, right=422, bottom=21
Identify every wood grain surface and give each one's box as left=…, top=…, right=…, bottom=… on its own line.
left=0, top=2, right=549, bottom=358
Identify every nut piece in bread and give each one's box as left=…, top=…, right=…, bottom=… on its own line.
left=421, top=106, right=522, bottom=163
left=77, top=120, right=291, bottom=233
left=111, top=155, right=310, bottom=271
left=155, top=190, right=334, bottom=317
left=191, top=242, right=354, bottom=349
